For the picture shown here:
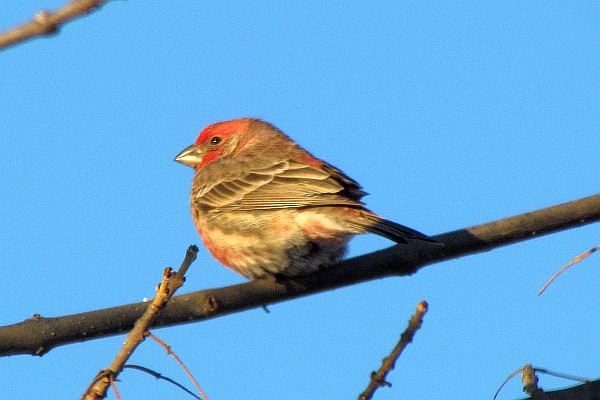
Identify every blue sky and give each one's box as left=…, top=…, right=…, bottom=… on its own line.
left=1, top=1, right=598, bottom=399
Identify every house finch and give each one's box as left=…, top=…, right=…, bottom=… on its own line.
left=175, top=118, right=436, bottom=279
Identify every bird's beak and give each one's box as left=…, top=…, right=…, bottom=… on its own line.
left=174, top=144, right=204, bottom=168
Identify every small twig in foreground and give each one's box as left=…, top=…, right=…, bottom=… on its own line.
left=123, top=365, right=202, bottom=399
left=109, top=377, right=121, bottom=400
left=493, top=364, right=592, bottom=399
left=538, top=244, right=599, bottom=295
left=533, top=367, right=590, bottom=384
left=521, top=364, right=540, bottom=396
left=493, top=366, right=523, bottom=400
left=148, top=332, right=208, bottom=400
left=81, top=245, right=198, bottom=399
left=493, top=364, right=541, bottom=399
left=358, top=300, right=428, bottom=400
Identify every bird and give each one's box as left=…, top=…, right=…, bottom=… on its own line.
left=174, top=118, right=437, bottom=279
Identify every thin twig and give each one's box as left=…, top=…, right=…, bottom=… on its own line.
left=533, top=367, right=591, bottom=384
left=538, top=244, right=599, bottom=295
left=123, top=365, right=202, bottom=399
left=109, top=376, right=122, bottom=400
left=358, top=301, right=428, bottom=400
left=0, top=0, right=112, bottom=51
left=522, top=364, right=540, bottom=396
left=148, top=332, right=209, bottom=400
left=493, top=366, right=525, bottom=400
left=81, top=245, right=198, bottom=399
left=494, top=364, right=592, bottom=399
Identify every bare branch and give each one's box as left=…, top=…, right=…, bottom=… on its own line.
left=495, top=364, right=595, bottom=400
left=81, top=245, right=197, bottom=399
left=359, top=301, right=428, bottom=400
left=0, top=193, right=599, bottom=357
left=121, top=365, right=202, bottom=399
left=147, top=332, right=209, bottom=400
left=0, top=0, right=111, bottom=51
left=523, top=379, right=600, bottom=400
left=538, top=244, right=599, bottom=295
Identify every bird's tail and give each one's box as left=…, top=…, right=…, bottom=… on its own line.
left=347, top=210, right=440, bottom=244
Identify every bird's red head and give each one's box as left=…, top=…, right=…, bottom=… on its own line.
left=194, top=118, right=252, bottom=147
left=186, top=118, right=252, bottom=169
left=175, top=118, right=259, bottom=170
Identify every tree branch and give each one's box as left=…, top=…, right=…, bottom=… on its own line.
left=0, top=0, right=111, bottom=51
left=359, top=301, right=429, bottom=400
left=82, top=245, right=197, bottom=399
left=1, top=193, right=599, bottom=357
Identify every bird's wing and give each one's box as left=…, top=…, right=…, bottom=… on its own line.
left=193, top=160, right=368, bottom=211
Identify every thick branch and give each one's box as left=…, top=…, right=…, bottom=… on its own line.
left=0, top=0, right=111, bottom=51
left=526, top=378, right=600, bottom=400
left=1, top=193, right=599, bottom=357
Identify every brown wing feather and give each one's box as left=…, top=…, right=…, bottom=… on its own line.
left=193, top=160, right=366, bottom=211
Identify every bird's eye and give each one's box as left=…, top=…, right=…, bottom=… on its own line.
left=210, top=136, right=222, bottom=145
